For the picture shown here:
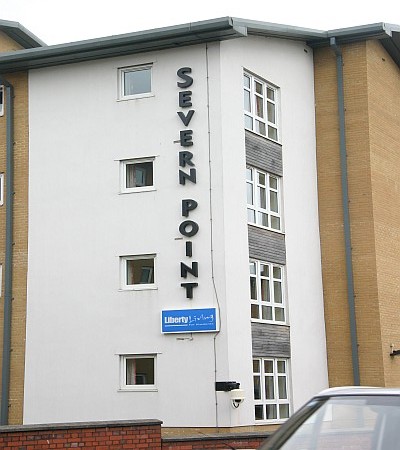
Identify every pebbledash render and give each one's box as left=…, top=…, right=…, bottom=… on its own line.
left=0, top=17, right=400, bottom=433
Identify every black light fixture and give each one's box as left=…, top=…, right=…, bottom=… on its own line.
left=215, top=381, right=240, bottom=392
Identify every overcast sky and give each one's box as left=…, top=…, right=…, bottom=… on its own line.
left=1, top=0, right=399, bottom=45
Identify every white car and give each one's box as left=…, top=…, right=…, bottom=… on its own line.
left=259, top=387, right=400, bottom=450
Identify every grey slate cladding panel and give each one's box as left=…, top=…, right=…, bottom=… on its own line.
left=248, top=226, right=286, bottom=265
left=245, top=130, right=283, bottom=176
left=252, top=323, right=290, bottom=358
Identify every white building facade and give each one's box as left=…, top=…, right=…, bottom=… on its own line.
left=20, top=19, right=328, bottom=428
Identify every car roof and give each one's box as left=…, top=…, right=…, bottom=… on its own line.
left=316, top=386, right=400, bottom=397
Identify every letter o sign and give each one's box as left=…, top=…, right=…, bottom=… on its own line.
left=179, top=220, right=199, bottom=237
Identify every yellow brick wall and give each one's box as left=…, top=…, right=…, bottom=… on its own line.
left=314, top=46, right=355, bottom=386
left=366, top=40, right=400, bottom=386
left=314, top=42, right=385, bottom=387
left=0, top=31, right=23, bottom=53
left=0, top=34, right=29, bottom=424
left=341, top=42, right=384, bottom=386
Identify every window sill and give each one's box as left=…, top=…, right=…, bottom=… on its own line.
left=118, top=387, right=158, bottom=392
left=119, top=186, right=156, bottom=194
left=117, top=93, right=155, bottom=102
left=119, top=285, right=158, bottom=292
left=251, top=319, right=288, bottom=326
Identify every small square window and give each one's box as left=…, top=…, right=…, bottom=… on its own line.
left=119, top=65, right=152, bottom=99
left=120, top=158, right=155, bottom=193
left=120, top=254, right=156, bottom=290
left=0, top=86, right=4, bottom=116
left=120, top=355, right=156, bottom=390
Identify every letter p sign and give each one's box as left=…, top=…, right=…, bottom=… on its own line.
left=182, top=199, right=198, bottom=217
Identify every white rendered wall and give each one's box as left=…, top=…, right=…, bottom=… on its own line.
left=25, top=43, right=236, bottom=426
left=25, top=35, right=328, bottom=427
left=218, top=36, right=329, bottom=412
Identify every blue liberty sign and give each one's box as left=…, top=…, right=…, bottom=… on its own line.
left=162, top=308, right=218, bottom=333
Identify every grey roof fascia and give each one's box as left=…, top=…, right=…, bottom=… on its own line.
left=328, top=22, right=389, bottom=38
left=307, top=22, right=393, bottom=47
left=381, top=30, right=400, bottom=67
left=0, top=17, right=246, bottom=73
left=0, top=19, right=46, bottom=48
left=306, top=22, right=400, bottom=68
left=232, top=18, right=325, bottom=41
left=0, top=17, right=329, bottom=73
left=1, top=17, right=400, bottom=73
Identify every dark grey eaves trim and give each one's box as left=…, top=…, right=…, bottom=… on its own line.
left=308, top=22, right=395, bottom=47
left=1, top=17, right=400, bottom=73
left=0, top=16, right=328, bottom=73
left=381, top=37, right=400, bottom=67
left=232, top=17, right=325, bottom=40
left=0, top=19, right=46, bottom=49
left=308, top=22, right=400, bottom=67
left=0, top=17, right=246, bottom=73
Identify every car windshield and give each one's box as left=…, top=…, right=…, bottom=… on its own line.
left=261, top=395, right=400, bottom=450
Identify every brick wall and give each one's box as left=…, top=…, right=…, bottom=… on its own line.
left=0, top=31, right=23, bottom=52
left=314, top=38, right=400, bottom=387
left=340, top=41, right=385, bottom=387
left=162, top=432, right=268, bottom=449
left=314, top=44, right=360, bottom=387
left=0, top=421, right=270, bottom=450
left=0, top=420, right=162, bottom=449
left=0, top=34, right=30, bottom=424
left=366, top=39, right=400, bottom=386
left=315, top=41, right=386, bottom=387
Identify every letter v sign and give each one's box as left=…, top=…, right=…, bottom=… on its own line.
left=177, top=110, right=195, bottom=126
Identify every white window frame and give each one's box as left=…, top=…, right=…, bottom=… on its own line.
left=119, top=354, right=157, bottom=391
left=253, top=358, right=290, bottom=422
left=120, top=157, right=155, bottom=194
left=118, top=64, right=153, bottom=100
left=247, top=166, right=282, bottom=232
left=249, top=260, right=286, bottom=324
left=120, top=254, right=156, bottom=291
left=244, top=72, right=279, bottom=142
left=0, top=86, right=4, bottom=116
left=0, top=173, right=3, bottom=206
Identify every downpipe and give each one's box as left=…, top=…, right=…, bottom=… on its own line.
left=0, top=76, right=14, bottom=424
left=330, top=38, right=360, bottom=386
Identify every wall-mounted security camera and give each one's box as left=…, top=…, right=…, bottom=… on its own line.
left=230, top=388, right=245, bottom=408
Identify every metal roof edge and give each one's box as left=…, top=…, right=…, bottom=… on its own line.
left=327, top=22, right=387, bottom=37
left=0, top=17, right=245, bottom=72
left=1, top=17, right=400, bottom=72
left=231, top=17, right=326, bottom=40
left=306, top=22, right=400, bottom=68
left=0, top=19, right=46, bottom=48
left=308, top=22, right=393, bottom=47
left=12, top=16, right=237, bottom=52
left=382, top=22, right=400, bottom=38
